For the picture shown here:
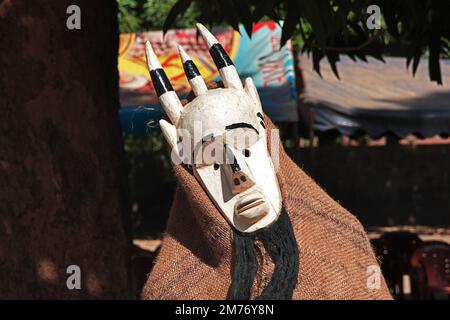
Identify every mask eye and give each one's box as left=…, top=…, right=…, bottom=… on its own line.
left=243, top=149, right=251, bottom=157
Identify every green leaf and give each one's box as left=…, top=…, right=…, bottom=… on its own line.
left=163, top=0, right=193, bottom=34
left=232, top=0, right=254, bottom=37
left=312, top=47, right=324, bottom=77
left=326, top=51, right=340, bottom=79
left=428, top=35, right=442, bottom=84
left=280, top=0, right=301, bottom=47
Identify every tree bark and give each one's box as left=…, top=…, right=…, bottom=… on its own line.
left=0, top=0, right=131, bottom=298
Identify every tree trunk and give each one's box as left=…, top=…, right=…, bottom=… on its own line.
left=0, top=0, right=131, bottom=298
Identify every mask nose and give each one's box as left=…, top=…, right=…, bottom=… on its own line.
left=223, top=145, right=255, bottom=195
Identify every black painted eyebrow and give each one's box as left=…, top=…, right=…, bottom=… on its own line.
left=225, top=122, right=259, bottom=135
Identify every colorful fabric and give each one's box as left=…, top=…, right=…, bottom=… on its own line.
left=119, top=22, right=299, bottom=135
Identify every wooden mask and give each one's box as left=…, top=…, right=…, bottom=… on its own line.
left=145, top=23, right=282, bottom=233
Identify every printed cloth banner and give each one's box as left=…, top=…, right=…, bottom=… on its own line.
left=119, top=21, right=298, bottom=135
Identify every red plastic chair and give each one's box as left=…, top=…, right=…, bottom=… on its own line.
left=410, top=241, right=450, bottom=300
left=371, top=231, right=422, bottom=299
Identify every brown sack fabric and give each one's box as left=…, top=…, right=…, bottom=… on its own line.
left=141, top=117, right=392, bottom=300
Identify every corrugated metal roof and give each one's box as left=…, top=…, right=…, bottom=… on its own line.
left=300, top=54, right=450, bottom=138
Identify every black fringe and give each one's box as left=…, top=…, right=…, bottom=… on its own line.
left=229, top=208, right=299, bottom=300
left=229, top=231, right=257, bottom=299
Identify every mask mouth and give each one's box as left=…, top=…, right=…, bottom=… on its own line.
left=234, top=190, right=269, bottom=225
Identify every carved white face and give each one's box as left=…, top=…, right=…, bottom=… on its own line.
left=145, top=24, right=282, bottom=233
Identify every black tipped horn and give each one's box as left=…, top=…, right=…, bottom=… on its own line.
left=209, top=44, right=234, bottom=69
left=182, top=60, right=201, bottom=80
left=150, top=69, right=174, bottom=97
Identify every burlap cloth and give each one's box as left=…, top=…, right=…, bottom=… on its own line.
left=141, top=116, right=392, bottom=300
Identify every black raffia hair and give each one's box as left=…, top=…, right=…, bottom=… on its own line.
left=229, top=208, right=299, bottom=300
